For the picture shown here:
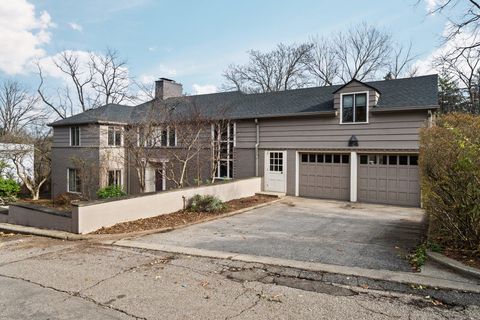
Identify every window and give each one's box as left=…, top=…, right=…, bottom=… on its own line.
left=108, top=170, right=122, bottom=187
left=108, top=126, right=122, bottom=146
left=169, top=128, right=176, bottom=147
left=360, top=155, right=368, bottom=165
left=269, top=152, right=283, bottom=172
left=212, top=122, right=235, bottom=179
left=341, top=93, right=368, bottom=123
left=70, top=126, right=80, bottom=146
left=399, top=155, right=408, bottom=165
left=410, top=155, right=418, bottom=166
left=161, top=129, right=168, bottom=147
left=67, top=168, right=81, bottom=193
left=145, top=127, right=176, bottom=147
left=389, top=155, right=397, bottom=165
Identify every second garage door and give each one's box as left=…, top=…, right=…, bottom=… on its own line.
left=358, top=154, right=420, bottom=207
left=299, top=153, right=350, bottom=200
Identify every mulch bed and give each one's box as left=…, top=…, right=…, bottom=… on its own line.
left=93, top=195, right=276, bottom=235
left=442, top=248, right=480, bottom=270
left=15, top=199, right=72, bottom=213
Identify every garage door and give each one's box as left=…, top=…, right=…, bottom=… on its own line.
left=358, top=154, right=420, bottom=207
left=299, top=153, right=350, bottom=200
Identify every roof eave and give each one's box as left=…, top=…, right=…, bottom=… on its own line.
left=232, top=110, right=336, bottom=120
left=49, top=120, right=129, bottom=127
left=332, top=79, right=381, bottom=94
left=371, top=105, right=439, bottom=113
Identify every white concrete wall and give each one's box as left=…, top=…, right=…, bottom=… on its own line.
left=72, top=177, right=262, bottom=234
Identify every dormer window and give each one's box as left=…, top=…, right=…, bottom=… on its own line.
left=341, top=92, right=368, bottom=124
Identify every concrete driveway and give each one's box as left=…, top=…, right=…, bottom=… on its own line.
left=135, top=197, right=426, bottom=272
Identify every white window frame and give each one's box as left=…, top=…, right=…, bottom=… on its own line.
left=69, top=126, right=81, bottom=146
left=67, top=168, right=81, bottom=193
left=145, top=126, right=177, bottom=147
left=107, top=169, right=122, bottom=187
left=339, top=91, right=369, bottom=124
left=211, top=121, right=235, bottom=179
left=108, top=126, right=123, bottom=146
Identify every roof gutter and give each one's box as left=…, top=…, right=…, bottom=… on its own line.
left=370, top=105, right=439, bottom=113
left=232, top=110, right=335, bottom=121
left=48, top=120, right=130, bottom=127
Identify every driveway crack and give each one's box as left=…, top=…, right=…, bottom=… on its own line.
left=0, top=273, right=147, bottom=320
left=224, top=288, right=263, bottom=320
left=355, top=300, right=402, bottom=318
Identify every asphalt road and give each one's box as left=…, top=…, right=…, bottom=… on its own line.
left=137, top=197, right=426, bottom=271
left=0, top=234, right=478, bottom=320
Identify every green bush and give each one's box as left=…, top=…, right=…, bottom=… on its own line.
left=0, top=177, right=20, bottom=199
left=187, top=194, right=227, bottom=213
left=96, top=185, right=126, bottom=199
left=419, top=113, right=480, bottom=252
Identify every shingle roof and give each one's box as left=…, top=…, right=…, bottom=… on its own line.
left=49, top=103, right=134, bottom=127
left=49, top=74, right=438, bottom=127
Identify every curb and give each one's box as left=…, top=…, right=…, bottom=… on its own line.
left=427, top=251, right=480, bottom=280
left=106, top=240, right=480, bottom=296
left=0, top=223, right=88, bottom=241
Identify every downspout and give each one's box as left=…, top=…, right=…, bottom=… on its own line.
left=255, top=118, right=259, bottom=176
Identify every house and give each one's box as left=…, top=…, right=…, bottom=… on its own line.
left=49, top=75, right=438, bottom=207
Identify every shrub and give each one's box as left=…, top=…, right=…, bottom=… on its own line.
left=187, top=194, right=227, bottom=213
left=419, top=113, right=480, bottom=252
left=0, top=177, right=20, bottom=199
left=96, top=185, right=127, bottom=199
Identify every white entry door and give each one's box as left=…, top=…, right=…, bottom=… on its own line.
left=264, top=151, right=286, bottom=193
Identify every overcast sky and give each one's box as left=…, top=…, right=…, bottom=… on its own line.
left=0, top=0, right=460, bottom=96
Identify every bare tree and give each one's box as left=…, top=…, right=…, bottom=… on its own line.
left=1, top=133, right=51, bottom=200
left=90, top=48, right=133, bottom=105
left=161, top=100, right=213, bottom=188
left=425, top=0, right=480, bottom=52
left=434, top=47, right=480, bottom=113
left=0, top=80, right=43, bottom=136
left=334, top=23, right=392, bottom=81
left=306, top=36, right=340, bottom=86
left=37, top=48, right=133, bottom=119
left=223, top=43, right=313, bottom=93
left=121, top=106, right=165, bottom=193
left=385, top=42, right=418, bottom=79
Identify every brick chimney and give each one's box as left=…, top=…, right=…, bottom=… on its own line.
left=155, top=78, right=183, bottom=100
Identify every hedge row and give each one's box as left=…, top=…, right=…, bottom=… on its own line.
left=420, top=113, right=480, bottom=252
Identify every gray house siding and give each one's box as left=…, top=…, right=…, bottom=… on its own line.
left=51, top=147, right=100, bottom=199
left=233, top=148, right=255, bottom=179
left=53, top=125, right=100, bottom=148
left=234, top=111, right=428, bottom=151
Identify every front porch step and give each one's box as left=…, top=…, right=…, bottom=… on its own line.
left=255, top=191, right=286, bottom=198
